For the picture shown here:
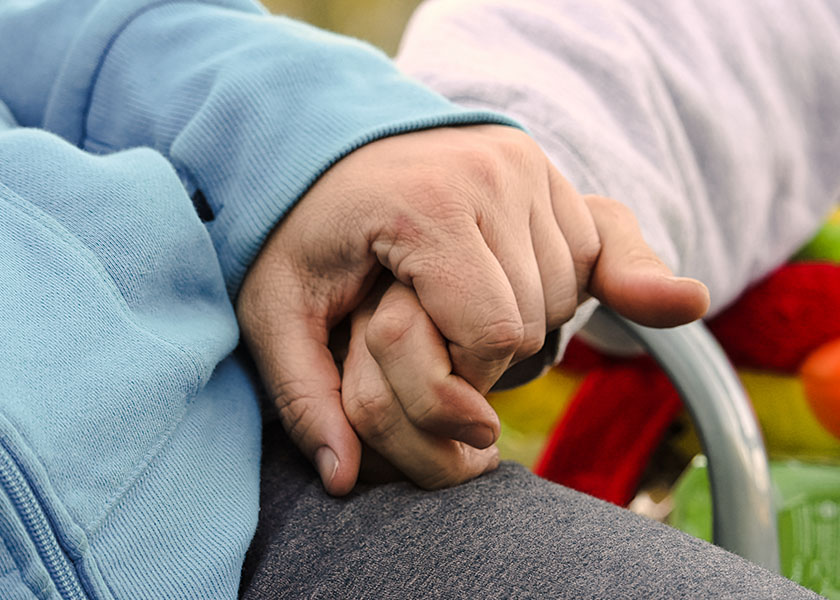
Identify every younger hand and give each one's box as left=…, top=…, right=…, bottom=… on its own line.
left=342, top=277, right=500, bottom=489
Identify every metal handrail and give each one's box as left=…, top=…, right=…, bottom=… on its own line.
left=594, top=306, right=780, bottom=572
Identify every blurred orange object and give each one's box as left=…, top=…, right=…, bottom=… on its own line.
left=801, top=338, right=840, bottom=440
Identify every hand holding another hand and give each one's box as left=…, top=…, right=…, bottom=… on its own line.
left=237, top=125, right=709, bottom=495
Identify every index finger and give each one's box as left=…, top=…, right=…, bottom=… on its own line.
left=376, top=214, right=524, bottom=395
left=365, top=279, right=500, bottom=447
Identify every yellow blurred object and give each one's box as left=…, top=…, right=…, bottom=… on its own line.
left=488, top=369, right=584, bottom=467
left=742, top=370, right=840, bottom=458
left=262, top=0, right=423, bottom=55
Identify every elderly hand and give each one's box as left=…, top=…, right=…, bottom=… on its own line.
left=237, top=125, right=709, bottom=495
left=340, top=193, right=710, bottom=489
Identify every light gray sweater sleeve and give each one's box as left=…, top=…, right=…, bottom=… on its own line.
left=396, top=0, right=840, bottom=371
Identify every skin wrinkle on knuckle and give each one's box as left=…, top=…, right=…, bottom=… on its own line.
left=401, top=391, right=440, bottom=429
left=465, top=311, right=525, bottom=361
left=344, top=390, right=401, bottom=445
left=459, top=149, right=506, bottom=202
left=422, top=444, right=480, bottom=490
left=274, top=393, right=316, bottom=448
left=409, top=250, right=463, bottom=286
left=365, top=307, right=414, bottom=359
left=359, top=333, right=435, bottom=427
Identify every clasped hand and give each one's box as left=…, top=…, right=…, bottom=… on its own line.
left=237, top=125, right=709, bottom=495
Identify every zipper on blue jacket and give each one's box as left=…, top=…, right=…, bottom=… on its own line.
left=0, top=444, right=88, bottom=599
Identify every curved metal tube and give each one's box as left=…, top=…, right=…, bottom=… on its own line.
left=593, top=307, right=780, bottom=572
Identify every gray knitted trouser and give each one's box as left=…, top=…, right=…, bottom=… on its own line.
left=240, top=420, right=820, bottom=599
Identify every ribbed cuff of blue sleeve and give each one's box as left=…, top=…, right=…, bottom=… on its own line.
left=42, top=0, right=521, bottom=296
left=205, top=106, right=521, bottom=297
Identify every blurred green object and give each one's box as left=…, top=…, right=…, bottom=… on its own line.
left=795, top=209, right=840, bottom=263
left=671, top=456, right=840, bottom=598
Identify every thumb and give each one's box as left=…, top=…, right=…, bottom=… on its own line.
left=237, top=265, right=363, bottom=496
left=585, top=195, right=710, bottom=327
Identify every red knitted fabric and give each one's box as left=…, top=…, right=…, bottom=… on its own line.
left=535, top=361, right=680, bottom=506
left=709, top=262, right=840, bottom=372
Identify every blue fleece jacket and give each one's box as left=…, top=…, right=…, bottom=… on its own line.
left=0, top=1, right=514, bottom=598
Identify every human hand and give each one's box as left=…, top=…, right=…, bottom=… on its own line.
left=339, top=193, right=711, bottom=488
left=237, top=125, right=709, bottom=495
left=340, top=276, right=501, bottom=489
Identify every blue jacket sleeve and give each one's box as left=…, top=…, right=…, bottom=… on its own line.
left=0, top=0, right=518, bottom=295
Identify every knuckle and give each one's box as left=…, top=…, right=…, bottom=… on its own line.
left=404, top=166, right=465, bottom=217
left=380, top=206, right=426, bottom=252
left=420, top=166, right=457, bottom=199
left=343, top=388, right=400, bottom=444
left=418, top=189, right=477, bottom=240
left=517, top=324, right=547, bottom=359
left=274, top=392, right=316, bottom=447
left=461, top=148, right=507, bottom=198
left=575, top=235, right=602, bottom=275
left=495, top=133, right=534, bottom=167
left=587, top=194, right=635, bottom=222
left=402, top=392, right=439, bottom=428
left=470, top=314, right=525, bottom=360
left=418, top=145, right=509, bottom=209
left=419, top=445, right=482, bottom=490
left=365, top=309, right=413, bottom=359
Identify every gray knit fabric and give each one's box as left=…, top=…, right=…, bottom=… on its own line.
left=240, top=421, right=820, bottom=599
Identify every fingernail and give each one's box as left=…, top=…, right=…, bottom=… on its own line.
left=664, top=275, right=703, bottom=288
left=457, top=423, right=497, bottom=449
left=665, top=276, right=711, bottom=296
left=315, top=446, right=339, bottom=487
